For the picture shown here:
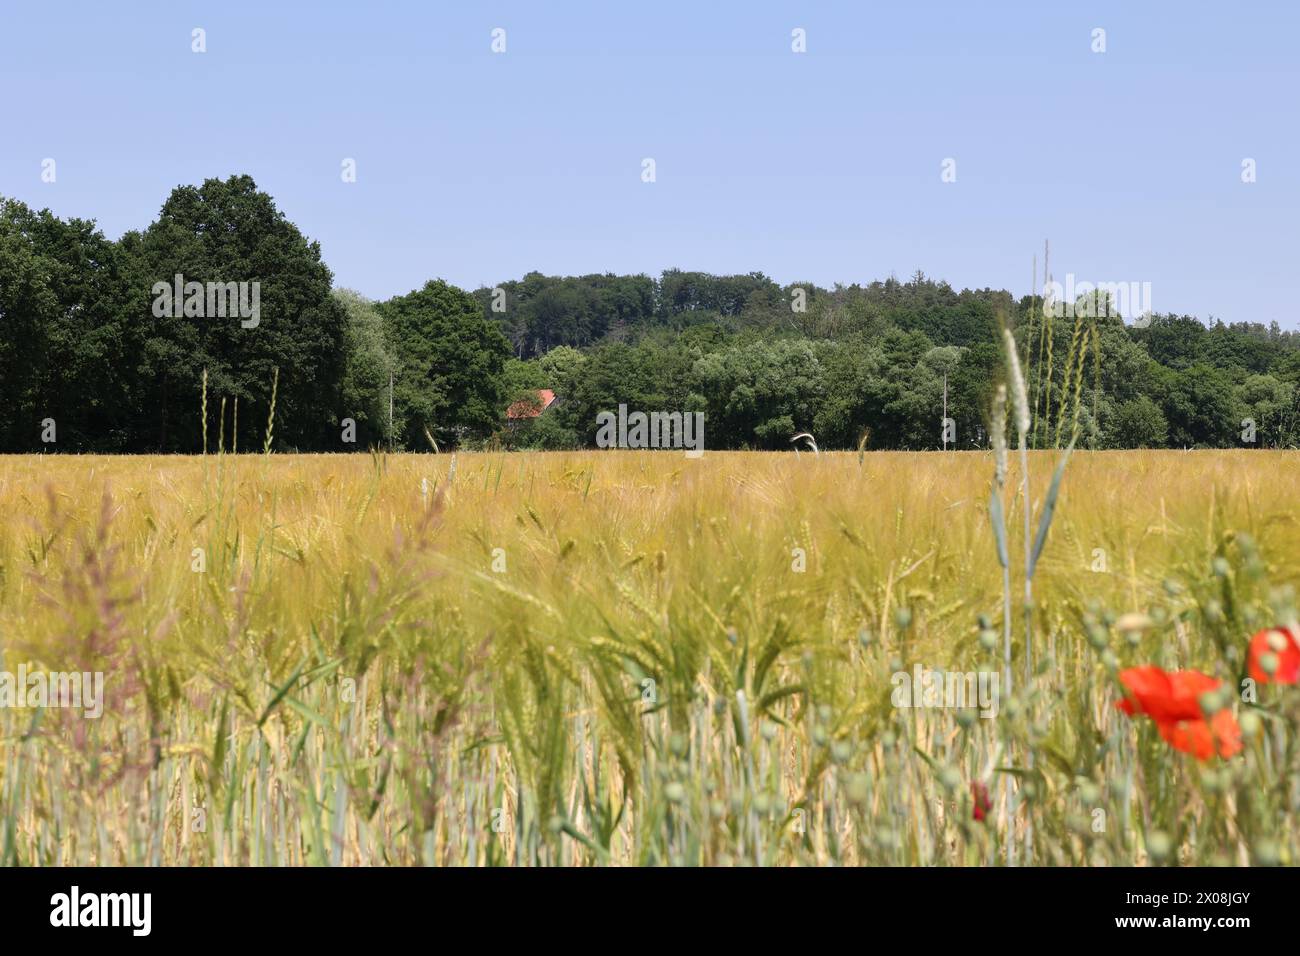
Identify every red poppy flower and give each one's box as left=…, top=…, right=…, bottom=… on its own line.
left=971, top=781, right=991, bottom=822
left=1247, top=627, right=1300, bottom=685
left=1116, top=666, right=1241, bottom=761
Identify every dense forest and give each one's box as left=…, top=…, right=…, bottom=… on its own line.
left=3, top=175, right=1297, bottom=454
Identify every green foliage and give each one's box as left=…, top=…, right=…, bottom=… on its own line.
left=1104, top=396, right=1169, bottom=449
left=336, top=290, right=397, bottom=447
left=1160, top=364, right=1248, bottom=448
left=4, top=181, right=1300, bottom=453
left=507, top=411, right=580, bottom=451
left=129, top=175, right=348, bottom=452
left=0, top=198, right=139, bottom=451
left=377, top=280, right=512, bottom=448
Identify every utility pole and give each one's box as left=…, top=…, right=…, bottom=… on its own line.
left=943, top=371, right=949, bottom=451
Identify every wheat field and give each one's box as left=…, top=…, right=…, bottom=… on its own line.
left=0, top=449, right=1297, bottom=865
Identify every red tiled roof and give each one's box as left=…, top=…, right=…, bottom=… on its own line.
left=506, top=388, right=557, bottom=420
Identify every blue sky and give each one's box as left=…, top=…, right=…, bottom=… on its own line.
left=1, top=1, right=1296, bottom=325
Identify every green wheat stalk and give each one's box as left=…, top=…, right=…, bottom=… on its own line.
left=263, top=367, right=280, bottom=456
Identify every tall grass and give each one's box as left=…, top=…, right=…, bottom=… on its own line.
left=0, top=449, right=1296, bottom=865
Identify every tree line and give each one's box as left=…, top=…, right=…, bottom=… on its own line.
left=3, top=175, right=1297, bottom=454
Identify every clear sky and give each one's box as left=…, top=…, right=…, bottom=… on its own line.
left=1, top=1, right=1296, bottom=325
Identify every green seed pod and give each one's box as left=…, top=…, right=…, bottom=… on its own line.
left=1254, top=839, right=1281, bottom=866
left=664, top=782, right=686, bottom=804
left=1239, top=709, right=1261, bottom=740
left=846, top=774, right=870, bottom=805
left=978, top=629, right=997, bottom=651
left=1145, top=830, right=1172, bottom=862
left=938, top=767, right=960, bottom=792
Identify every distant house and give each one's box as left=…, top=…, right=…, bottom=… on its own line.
left=506, top=388, right=558, bottom=425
